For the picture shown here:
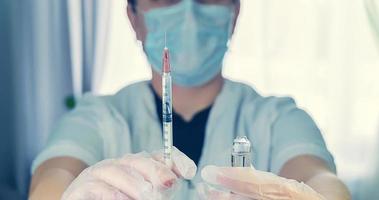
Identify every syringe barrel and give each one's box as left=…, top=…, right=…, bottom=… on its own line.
left=231, top=136, right=252, bottom=167
left=162, top=72, right=173, bottom=166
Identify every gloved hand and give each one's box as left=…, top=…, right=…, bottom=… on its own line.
left=198, top=165, right=325, bottom=200
left=62, top=147, right=196, bottom=200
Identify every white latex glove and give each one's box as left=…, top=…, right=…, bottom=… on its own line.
left=62, top=147, right=196, bottom=200
left=198, top=165, right=325, bottom=200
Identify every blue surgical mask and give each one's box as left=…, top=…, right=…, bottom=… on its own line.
left=142, top=0, right=235, bottom=87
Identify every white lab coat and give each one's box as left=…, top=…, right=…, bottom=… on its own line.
left=32, top=79, right=335, bottom=199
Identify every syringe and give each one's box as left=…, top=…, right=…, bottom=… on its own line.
left=231, top=136, right=252, bottom=167
left=162, top=44, right=173, bottom=167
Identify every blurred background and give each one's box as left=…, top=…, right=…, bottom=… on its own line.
left=0, top=0, right=378, bottom=199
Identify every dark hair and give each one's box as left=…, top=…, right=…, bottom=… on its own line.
left=128, top=0, right=137, bottom=12
left=128, top=0, right=239, bottom=12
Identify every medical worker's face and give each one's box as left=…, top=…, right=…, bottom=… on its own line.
left=127, top=0, right=240, bottom=43
left=127, top=0, right=240, bottom=87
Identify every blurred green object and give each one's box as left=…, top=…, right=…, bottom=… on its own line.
left=65, top=95, right=76, bottom=110
left=366, top=0, right=379, bottom=44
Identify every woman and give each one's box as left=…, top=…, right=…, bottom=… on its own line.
left=29, top=0, right=351, bottom=199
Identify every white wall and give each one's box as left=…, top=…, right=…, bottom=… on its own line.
left=99, top=0, right=379, bottom=196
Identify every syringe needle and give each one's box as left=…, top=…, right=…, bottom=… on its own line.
left=164, top=31, right=167, bottom=48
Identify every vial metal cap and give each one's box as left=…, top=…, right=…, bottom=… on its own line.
left=232, top=136, right=251, bottom=154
